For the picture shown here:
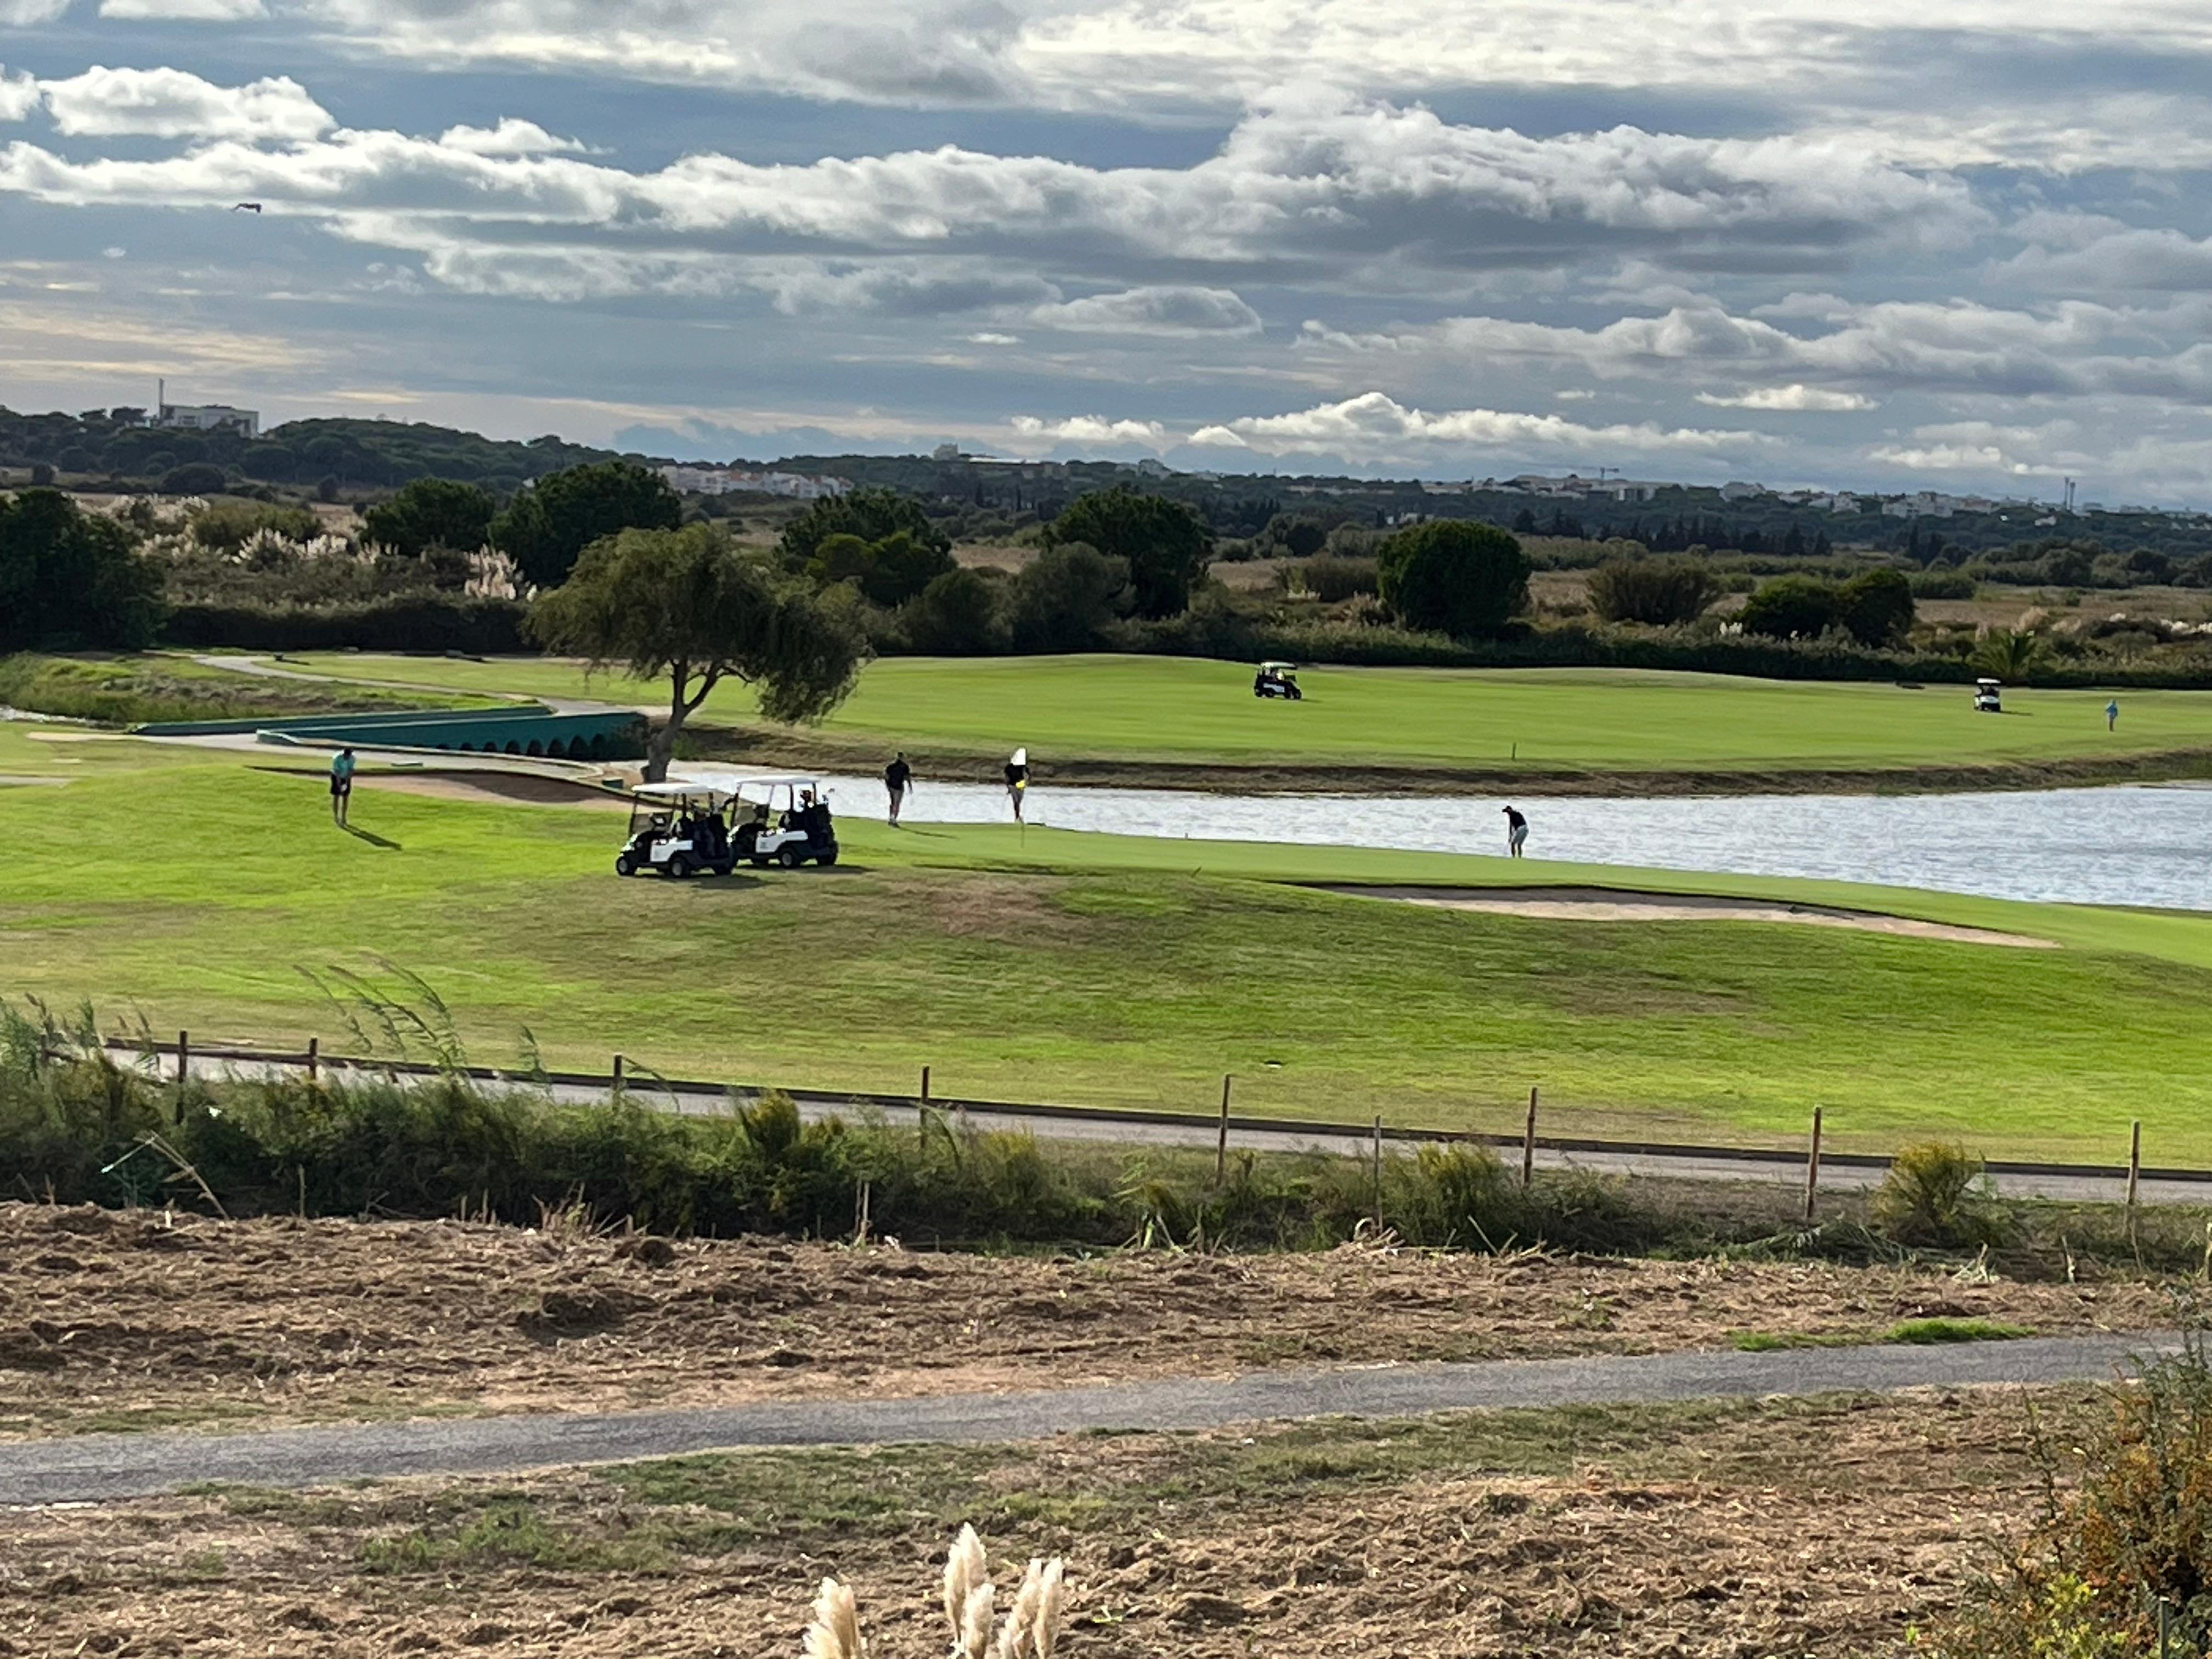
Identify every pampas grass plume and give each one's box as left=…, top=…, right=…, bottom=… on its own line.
left=803, top=1578, right=864, bottom=1659
left=944, top=1522, right=988, bottom=1641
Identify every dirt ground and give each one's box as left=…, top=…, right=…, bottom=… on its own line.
left=0, top=1385, right=2075, bottom=1657
left=0, top=1203, right=2167, bottom=1438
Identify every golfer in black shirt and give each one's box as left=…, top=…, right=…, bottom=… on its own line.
left=1503, top=804, right=1528, bottom=858
left=884, top=752, right=912, bottom=825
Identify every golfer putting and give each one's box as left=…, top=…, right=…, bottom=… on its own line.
left=1502, top=804, right=1528, bottom=858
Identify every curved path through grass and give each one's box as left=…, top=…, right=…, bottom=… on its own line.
left=0, top=1331, right=2169, bottom=1504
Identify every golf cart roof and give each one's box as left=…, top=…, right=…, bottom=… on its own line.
left=631, top=782, right=736, bottom=805
left=1976, top=677, right=2003, bottom=689
left=1259, top=660, right=1298, bottom=672
left=731, top=774, right=825, bottom=789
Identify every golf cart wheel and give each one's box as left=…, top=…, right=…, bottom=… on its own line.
left=667, top=855, right=693, bottom=879
left=817, top=849, right=838, bottom=867
left=749, top=856, right=770, bottom=868
left=778, top=847, right=804, bottom=868
left=614, top=854, right=636, bottom=877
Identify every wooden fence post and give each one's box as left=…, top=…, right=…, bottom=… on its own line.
left=1370, top=1114, right=1384, bottom=1232
left=1522, top=1087, right=1538, bottom=1188
left=1215, top=1074, right=1232, bottom=1184
left=612, top=1053, right=626, bottom=1088
left=1804, top=1107, right=1823, bottom=1223
left=306, top=1035, right=319, bottom=1085
left=175, top=1029, right=190, bottom=1125
left=920, top=1065, right=931, bottom=1105
left=2128, top=1120, right=2143, bottom=1212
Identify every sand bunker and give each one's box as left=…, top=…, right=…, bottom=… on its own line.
left=1320, top=884, right=2058, bottom=949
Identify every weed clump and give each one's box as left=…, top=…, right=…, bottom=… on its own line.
left=1873, top=1141, right=2006, bottom=1250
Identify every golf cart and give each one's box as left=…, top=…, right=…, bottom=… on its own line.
left=1974, top=676, right=2003, bottom=714
left=731, top=775, right=839, bottom=868
left=616, top=783, right=737, bottom=878
left=1254, top=660, right=1303, bottom=700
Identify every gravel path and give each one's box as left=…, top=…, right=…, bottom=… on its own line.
left=2, top=1332, right=2169, bottom=1505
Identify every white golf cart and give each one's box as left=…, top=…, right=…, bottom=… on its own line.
left=1253, top=660, right=1303, bottom=700
left=617, top=783, right=737, bottom=878
left=731, top=775, right=839, bottom=868
left=1974, top=676, right=2003, bottom=714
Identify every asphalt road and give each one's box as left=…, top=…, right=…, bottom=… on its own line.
left=154, top=1049, right=2209, bottom=1206
left=1, top=1332, right=2170, bottom=1506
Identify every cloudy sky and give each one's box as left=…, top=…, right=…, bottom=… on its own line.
left=3, top=2, right=2211, bottom=503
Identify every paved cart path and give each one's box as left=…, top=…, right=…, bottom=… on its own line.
left=1, top=1332, right=2171, bottom=1506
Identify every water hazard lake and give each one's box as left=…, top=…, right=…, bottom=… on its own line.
left=707, top=773, right=2212, bottom=913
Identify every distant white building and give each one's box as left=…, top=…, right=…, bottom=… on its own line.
left=657, top=466, right=851, bottom=500
left=154, top=402, right=259, bottom=438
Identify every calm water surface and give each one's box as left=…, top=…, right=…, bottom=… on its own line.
left=686, top=771, right=2212, bottom=913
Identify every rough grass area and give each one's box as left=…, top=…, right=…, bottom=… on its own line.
left=2, top=1200, right=2167, bottom=1437
left=5, top=744, right=2212, bottom=1159
left=4, top=1387, right=2106, bottom=1658
left=0, top=652, right=496, bottom=725
left=271, top=652, right=2212, bottom=789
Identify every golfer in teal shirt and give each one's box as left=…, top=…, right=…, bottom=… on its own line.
left=330, top=747, right=356, bottom=826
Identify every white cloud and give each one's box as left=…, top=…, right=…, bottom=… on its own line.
left=437, top=118, right=589, bottom=157
left=967, top=331, right=1020, bottom=345
left=0, top=69, right=40, bottom=124
left=1186, top=391, right=1763, bottom=462
left=100, top=0, right=266, bottom=18
left=40, top=68, right=332, bottom=143
left=1033, top=286, right=1262, bottom=336
left=1009, top=413, right=1169, bottom=447
left=0, top=0, right=72, bottom=22
left=1697, top=384, right=1878, bottom=411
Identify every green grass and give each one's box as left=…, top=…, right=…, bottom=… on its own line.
left=270, top=652, right=2212, bottom=782
left=0, top=652, right=501, bottom=726
left=5, top=738, right=2212, bottom=1162
left=1730, top=1319, right=2032, bottom=1352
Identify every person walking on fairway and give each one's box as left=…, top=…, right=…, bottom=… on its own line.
left=1005, top=747, right=1030, bottom=823
left=884, top=751, right=913, bottom=826
left=2107, top=698, right=2120, bottom=732
left=1502, top=803, right=1528, bottom=858
left=329, top=746, right=357, bottom=827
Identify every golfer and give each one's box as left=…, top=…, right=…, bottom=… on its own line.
left=329, top=746, right=357, bottom=826
left=1005, top=747, right=1030, bottom=823
left=1502, top=804, right=1528, bottom=858
left=884, top=751, right=913, bottom=825
left=2108, top=698, right=2120, bottom=732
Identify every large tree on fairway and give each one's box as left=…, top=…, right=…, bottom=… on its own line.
left=362, top=477, right=496, bottom=559
left=1043, top=486, right=1213, bottom=619
left=528, top=524, right=868, bottom=782
left=492, top=460, right=681, bottom=588
left=1376, top=519, right=1530, bottom=638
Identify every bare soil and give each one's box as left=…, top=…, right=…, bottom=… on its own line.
left=0, top=1203, right=2165, bottom=1439
left=0, top=1386, right=2079, bottom=1657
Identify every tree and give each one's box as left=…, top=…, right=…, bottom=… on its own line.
left=804, top=527, right=956, bottom=607
left=902, top=567, right=1005, bottom=654
left=1836, top=567, right=1916, bottom=647
left=777, top=486, right=950, bottom=572
left=1738, top=575, right=1840, bottom=639
left=1043, top=487, right=1213, bottom=619
left=1009, top=542, right=1132, bottom=652
left=1376, top=520, right=1530, bottom=637
left=0, top=488, right=165, bottom=651
left=1263, top=513, right=1327, bottom=559
left=363, top=477, right=496, bottom=559
left=1587, top=554, right=1721, bottom=626
left=527, top=524, right=868, bottom=782
left=160, top=463, right=229, bottom=496
left=1971, top=627, right=2044, bottom=680
left=492, top=459, right=681, bottom=588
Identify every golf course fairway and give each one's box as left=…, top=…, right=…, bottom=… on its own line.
left=256, top=652, right=2212, bottom=789
left=4, top=725, right=2209, bottom=1164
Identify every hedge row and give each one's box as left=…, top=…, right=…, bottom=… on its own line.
left=161, top=595, right=531, bottom=653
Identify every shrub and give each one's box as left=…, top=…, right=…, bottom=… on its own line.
left=1008, top=542, right=1131, bottom=651
left=1836, top=567, right=1916, bottom=647
left=189, top=500, right=321, bottom=551
left=1973, top=626, right=2045, bottom=680
left=1587, top=554, right=1722, bottom=625
left=902, top=567, right=1006, bottom=653
left=29, top=462, right=53, bottom=486
left=1870, top=1140, right=2002, bottom=1249
left=1285, top=555, right=1380, bottom=602
left=1910, top=569, right=1977, bottom=600
left=160, top=594, right=531, bottom=653
left=160, top=463, right=230, bottom=496
left=1376, top=520, right=1530, bottom=637
left=1738, top=574, right=1841, bottom=639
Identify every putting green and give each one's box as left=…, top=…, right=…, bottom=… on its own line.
left=3, top=736, right=2209, bottom=1164
left=264, top=652, right=2212, bottom=785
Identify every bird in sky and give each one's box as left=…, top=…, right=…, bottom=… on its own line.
left=232, top=202, right=262, bottom=213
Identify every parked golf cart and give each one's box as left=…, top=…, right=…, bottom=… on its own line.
left=616, top=783, right=737, bottom=878
left=1974, top=676, right=2003, bottom=714
left=1253, top=660, right=1303, bottom=700
left=731, top=775, right=839, bottom=867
